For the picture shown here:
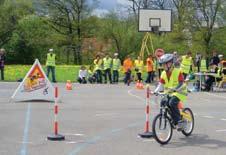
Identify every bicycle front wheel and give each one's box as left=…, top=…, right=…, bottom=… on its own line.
left=152, top=114, right=173, bottom=145
left=181, top=108, right=194, bottom=136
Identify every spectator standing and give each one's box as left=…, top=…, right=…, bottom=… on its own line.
left=200, top=55, right=207, bottom=73
left=123, top=55, right=133, bottom=86
left=46, top=48, right=56, bottom=83
left=94, top=55, right=103, bottom=83
left=134, top=56, right=144, bottom=82
left=210, top=50, right=220, bottom=66
left=180, top=51, right=193, bottom=79
left=103, top=53, right=113, bottom=84
left=145, top=54, right=154, bottom=83
left=112, top=53, right=121, bottom=83
left=0, top=48, right=6, bottom=80
left=195, top=53, right=201, bottom=72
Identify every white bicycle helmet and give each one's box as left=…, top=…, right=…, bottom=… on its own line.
left=159, top=54, right=174, bottom=64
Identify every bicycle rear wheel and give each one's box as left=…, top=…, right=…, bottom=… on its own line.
left=181, top=108, right=194, bottom=136
left=152, top=114, right=173, bottom=145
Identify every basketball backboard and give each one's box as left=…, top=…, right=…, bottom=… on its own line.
left=138, top=9, right=172, bottom=32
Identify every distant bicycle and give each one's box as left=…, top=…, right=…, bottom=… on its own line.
left=152, top=92, right=194, bottom=145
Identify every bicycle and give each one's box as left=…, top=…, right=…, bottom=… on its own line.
left=152, top=92, right=194, bottom=145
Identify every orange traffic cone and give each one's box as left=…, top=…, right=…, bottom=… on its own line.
left=139, top=81, right=144, bottom=89
left=136, top=81, right=140, bottom=89
left=66, top=80, right=72, bottom=90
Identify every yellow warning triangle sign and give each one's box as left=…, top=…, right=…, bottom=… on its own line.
left=11, top=59, right=55, bottom=102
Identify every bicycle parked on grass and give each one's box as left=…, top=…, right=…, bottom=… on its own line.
left=152, top=92, right=194, bottom=145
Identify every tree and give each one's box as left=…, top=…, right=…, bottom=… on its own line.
left=6, top=15, right=54, bottom=64
left=0, top=0, right=33, bottom=47
left=99, top=12, right=143, bottom=60
left=40, top=0, right=97, bottom=64
left=192, top=0, right=224, bottom=55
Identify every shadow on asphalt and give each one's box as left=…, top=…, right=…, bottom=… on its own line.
left=162, top=134, right=226, bottom=149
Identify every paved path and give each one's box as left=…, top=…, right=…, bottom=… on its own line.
left=0, top=82, right=226, bottom=155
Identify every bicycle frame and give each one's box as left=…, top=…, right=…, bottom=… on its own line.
left=159, top=102, right=176, bottom=129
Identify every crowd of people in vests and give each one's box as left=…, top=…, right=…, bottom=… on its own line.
left=77, top=49, right=226, bottom=91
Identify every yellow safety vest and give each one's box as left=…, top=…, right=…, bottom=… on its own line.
left=103, top=57, right=112, bottom=70
left=180, top=56, right=192, bottom=74
left=161, top=68, right=187, bottom=102
left=217, top=68, right=222, bottom=78
left=46, top=53, right=56, bottom=66
left=134, top=60, right=143, bottom=73
left=153, top=59, right=157, bottom=71
left=200, top=59, right=207, bottom=72
left=112, top=58, right=121, bottom=71
left=94, top=59, right=103, bottom=71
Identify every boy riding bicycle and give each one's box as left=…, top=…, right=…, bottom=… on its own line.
left=154, top=54, right=188, bottom=130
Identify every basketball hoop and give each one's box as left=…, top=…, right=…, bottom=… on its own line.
left=151, top=26, right=160, bottom=35
left=138, top=9, right=172, bottom=32
left=138, top=9, right=172, bottom=60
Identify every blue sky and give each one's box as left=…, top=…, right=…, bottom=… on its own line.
left=93, top=0, right=131, bottom=16
left=98, top=0, right=117, bottom=10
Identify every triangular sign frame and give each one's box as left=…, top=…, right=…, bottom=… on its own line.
left=11, top=59, right=54, bottom=102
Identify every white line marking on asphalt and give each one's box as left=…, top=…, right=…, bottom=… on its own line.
left=205, top=92, right=226, bottom=99
left=216, top=129, right=226, bottom=132
left=202, top=116, right=214, bottom=119
left=220, top=118, right=226, bottom=121
left=66, top=141, right=79, bottom=144
left=64, top=133, right=85, bottom=136
left=128, top=89, right=145, bottom=102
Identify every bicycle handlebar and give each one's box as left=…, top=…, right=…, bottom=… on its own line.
left=149, top=91, right=168, bottom=97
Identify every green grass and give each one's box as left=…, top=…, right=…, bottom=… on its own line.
left=4, top=65, right=150, bottom=82
left=4, top=65, right=81, bottom=82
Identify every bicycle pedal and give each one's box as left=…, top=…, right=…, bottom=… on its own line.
left=177, top=127, right=183, bottom=131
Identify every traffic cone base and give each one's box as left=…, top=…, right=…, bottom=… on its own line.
left=139, top=132, right=154, bottom=138
left=139, top=82, right=144, bottom=89
left=136, top=81, right=140, bottom=89
left=47, top=134, right=65, bottom=141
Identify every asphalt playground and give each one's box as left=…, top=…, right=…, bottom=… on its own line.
left=1, top=82, right=226, bottom=155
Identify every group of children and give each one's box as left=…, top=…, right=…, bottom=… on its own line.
left=77, top=52, right=157, bottom=85
left=76, top=50, right=226, bottom=92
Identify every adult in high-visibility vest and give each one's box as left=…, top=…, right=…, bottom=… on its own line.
left=123, top=55, right=133, bottom=86
left=154, top=54, right=187, bottom=130
left=112, top=53, right=121, bottom=83
left=145, top=54, right=154, bottom=83
left=180, top=51, right=193, bottom=79
left=103, top=53, right=113, bottom=84
left=94, top=55, right=103, bottom=83
left=200, top=56, right=207, bottom=72
left=46, top=49, right=56, bottom=82
left=134, top=56, right=144, bottom=82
